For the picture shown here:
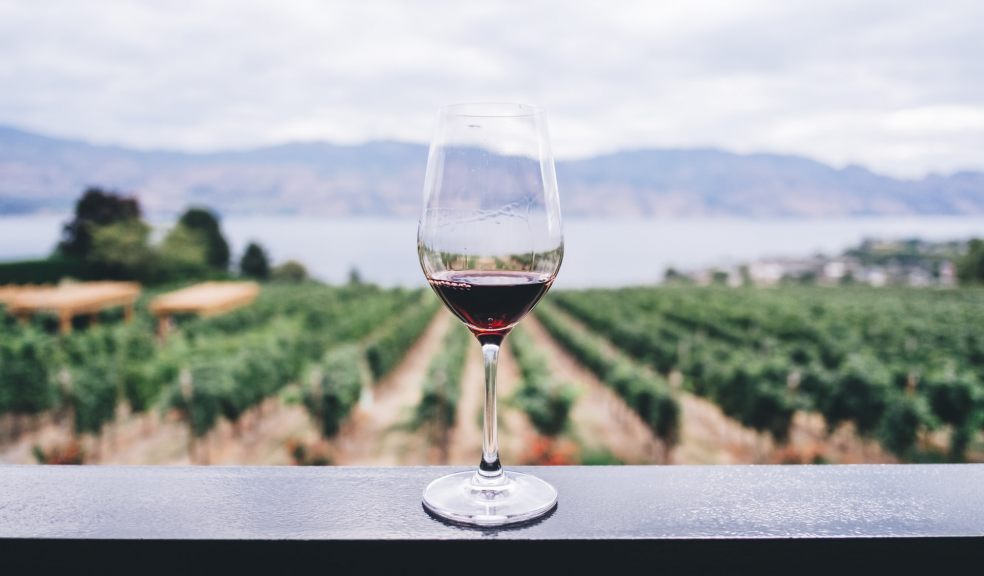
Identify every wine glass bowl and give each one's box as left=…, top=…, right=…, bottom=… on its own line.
left=418, top=102, right=563, bottom=526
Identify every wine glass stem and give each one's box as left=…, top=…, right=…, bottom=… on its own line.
left=478, top=341, right=503, bottom=480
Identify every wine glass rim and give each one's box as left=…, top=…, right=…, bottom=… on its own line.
left=439, top=102, right=544, bottom=118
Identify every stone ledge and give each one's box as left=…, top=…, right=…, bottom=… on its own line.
left=2, top=465, right=982, bottom=572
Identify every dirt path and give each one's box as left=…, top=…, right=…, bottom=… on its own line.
left=523, top=315, right=664, bottom=464
left=96, top=411, right=192, bottom=465
left=1, top=304, right=900, bottom=467
left=531, top=307, right=897, bottom=465
left=13, top=395, right=323, bottom=466
left=672, top=393, right=772, bottom=464
left=447, top=344, right=484, bottom=465
left=99, top=398, right=320, bottom=466
left=528, top=308, right=780, bottom=464
left=447, top=337, right=539, bottom=466
left=333, top=311, right=452, bottom=465
left=0, top=407, right=198, bottom=466
left=0, top=414, right=79, bottom=465
left=104, top=310, right=461, bottom=466
left=497, top=342, right=541, bottom=464
left=4, top=310, right=457, bottom=467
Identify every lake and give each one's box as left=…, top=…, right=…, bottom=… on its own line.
left=2, top=215, right=983, bottom=288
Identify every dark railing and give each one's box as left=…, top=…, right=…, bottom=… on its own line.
left=1, top=465, right=982, bottom=572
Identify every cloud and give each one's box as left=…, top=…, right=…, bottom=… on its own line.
left=886, top=106, right=984, bottom=134
left=0, top=0, right=981, bottom=177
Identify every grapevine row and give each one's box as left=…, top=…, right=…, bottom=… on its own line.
left=534, top=301, right=680, bottom=445
left=550, top=287, right=984, bottom=459
left=508, top=326, right=577, bottom=438
left=407, top=322, right=471, bottom=460
left=0, top=285, right=432, bottom=450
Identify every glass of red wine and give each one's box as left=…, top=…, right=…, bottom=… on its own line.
left=418, top=102, right=563, bottom=526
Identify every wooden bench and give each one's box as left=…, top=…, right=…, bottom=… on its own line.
left=149, top=281, right=260, bottom=335
left=3, top=282, right=141, bottom=334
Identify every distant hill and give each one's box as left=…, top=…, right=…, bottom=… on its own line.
left=1, top=124, right=982, bottom=217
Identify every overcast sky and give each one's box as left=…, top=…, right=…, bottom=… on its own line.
left=1, top=0, right=982, bottom=178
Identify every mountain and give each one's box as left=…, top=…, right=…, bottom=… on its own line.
left=1, top=124, right=982, bottom=217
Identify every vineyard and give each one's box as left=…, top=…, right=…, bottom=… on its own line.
left=1, top=282, right=982, bottom=465
left=0, top=283, right=436, bottom=464
left=547, top=286, right=984, bottom=462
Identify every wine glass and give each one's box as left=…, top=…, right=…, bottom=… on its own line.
left=418, top=102, right=563, bottom=526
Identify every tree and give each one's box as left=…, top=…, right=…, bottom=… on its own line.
left=88, top=220, right=154, bottom=280
left=240, top=242, right=270, bottom=280
left=157, top=225, right=209, bottom=281
left=272, top=260, right=309, bottom=283
left=58, top=187, right=141, bottom=260
left=178, top=207, right=230, bottom=271
left=711, top=270, right=729, bottom=285
left=738, top=265, right=752, bottom=286
left=663, top=267, right=692, bottom=284
left=957, top=239, right=984, bottom=284
left=347, top=267, right=363, bottom=285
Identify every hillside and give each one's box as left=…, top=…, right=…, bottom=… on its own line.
left=1, top=125, right=982, bottom=217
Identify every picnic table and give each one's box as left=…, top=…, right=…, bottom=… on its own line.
left=0, top=284, right=46, bottom=305
left=149, top=281, right=260, bottom=335
left=1, top=281, right=141, bottom=334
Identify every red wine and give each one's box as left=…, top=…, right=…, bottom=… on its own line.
left=428, top=270, right=554, bottom=341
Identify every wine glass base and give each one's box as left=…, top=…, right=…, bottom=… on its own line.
left=422, top=470, right=558, bottom=527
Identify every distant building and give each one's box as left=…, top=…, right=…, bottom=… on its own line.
left=907, top=268, right=932, bottom=287
left=747, top=261, right=785, bottom=285
left=664, top=239, right=965, bottom=289
left=863, top=268, right=887, bottom=287
left=822, top=260, right=847, bottom=282
left=939, top=261, right=957, bottom=287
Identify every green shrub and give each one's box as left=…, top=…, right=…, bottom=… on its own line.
left=924, top=368, right=981, bottom=458
left=69, top=362, right=119, bottom=435
left=0, top=257, right=88, bottom=284
left=877, top=394, right=932, bottom=457
left=536, top=303, right=679, bottom=444
left=410, top=325, right=470, bottom=438
left=366, top=296, right=438, bottom=381
left=303, top=345, right=366, bottom=438
left=509, top=327, right=577, bottom=437
left=167, top=364, right=225, bottom=438
left=823, top=354, right=892, bottom=435
left=0, top=330, right=57, bottom=416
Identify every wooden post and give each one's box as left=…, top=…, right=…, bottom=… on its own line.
left=202, top=432, right=211, bottom=465
left=188, top=433, right=197, bottom=465
left=124, top=304, right=134, bottom=323
left=59, top=311, right=72, bottom=335
left=157, top=315, right=171, bottom=340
